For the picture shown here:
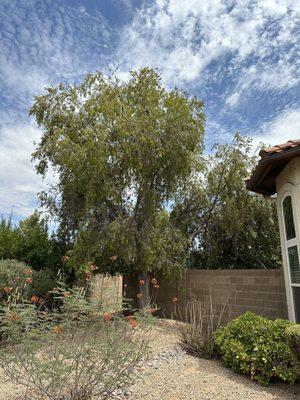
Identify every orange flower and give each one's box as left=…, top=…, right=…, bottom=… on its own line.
left=52, top=325, right=63, bottom=334
left=151, top=278, right=158, bottom=285
left=103, top=313, right=112, bottom=322
left=26, top=277, right=33, bottom=284
left=129, top=319, right=138, bottom=329
left=31, top=295, right=39, bottom=303
left=3, top=287, right=13, bottom=293
left=137, top=293, right=142, bottom=299
left=85, top=271, right=92, bottom=281
left=24, top=268, right=33, bottom=275
left=139, top=279, right=145, bottom=286
left=110, top=255, right=117, bottom=262
left=12, top=313, right=20, bottom=321
left=90, top=264, right=98, bottom=271
left=172, top=297, right=178, bottom=303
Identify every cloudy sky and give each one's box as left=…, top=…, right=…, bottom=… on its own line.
left=0, top=0, right=299, bottom=222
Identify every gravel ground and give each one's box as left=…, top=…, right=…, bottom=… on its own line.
left=114, top=320, right=300, bottom=400
left=0, top=320, right=299, bottom=400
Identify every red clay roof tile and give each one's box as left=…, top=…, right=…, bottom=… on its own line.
left=260, top=140, right=300, bottom=158
left=247, top=139, right=300, bottom=196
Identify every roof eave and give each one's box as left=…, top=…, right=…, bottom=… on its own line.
left=246, top=147, right=300, bottom=196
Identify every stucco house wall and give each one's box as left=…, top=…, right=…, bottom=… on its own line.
left=276, top=157, right=300, bottom=321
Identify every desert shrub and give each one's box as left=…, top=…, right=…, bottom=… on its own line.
left=30, top=268, right=57, bottom=306
left=285, top=324, right=300, bottom=377
left=178, top=294, right=229, bottom=358
left=0, top=282, right=151, bottom=399
left=0, top=259, right=33, bottom=303
left=215, top=312, right=297, bottom=385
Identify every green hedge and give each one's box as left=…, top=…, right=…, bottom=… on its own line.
left=285, top=324, right=300, bottom=377
left=215, top=312, right=297, bottom=385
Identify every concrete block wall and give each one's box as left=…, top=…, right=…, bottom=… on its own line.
left=92, top=274, right=123, bottom=310
left=124, top=269, right=288, bottom=321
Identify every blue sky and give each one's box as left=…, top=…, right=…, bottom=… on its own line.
left=0, top=0, right=299, bottom=222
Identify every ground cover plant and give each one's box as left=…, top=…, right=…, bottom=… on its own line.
left=0, top=268, right=151, bottom=400
left=215, top=312, right=297, bottom=385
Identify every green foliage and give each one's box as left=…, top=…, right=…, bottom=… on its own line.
left=0, top=259, right=32, bottom=302
left=30, top=268, right=57, bottom=306
left=0, top=259, right=57, bottom=308
left=18, top=212, right=51, bottom=268
left=29, top=67, right=280, bottom=278
left=30, top=68, right=205, bottom=281
left=172, top=134, right=281, bottom=269
left=0, top=212, right=69, bottom=272
left=215, top=312, right=297, bottom=385
left=285, top=324, right=300, bottom=377
left=0, top=282, right=151, bottom=399
left=286, top=324, right=300, bottom=352
left=0, top=215, right=23, bottom=259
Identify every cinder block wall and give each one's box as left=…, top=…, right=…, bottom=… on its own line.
left=124, top=269, right=288, bottom=321
left=92, top=274, right=123, bottom=310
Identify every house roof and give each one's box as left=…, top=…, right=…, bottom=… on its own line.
left=246, top=140, right=300, bottom=196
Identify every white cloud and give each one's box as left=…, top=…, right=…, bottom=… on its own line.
left=252, top=108, right=300, bottom=150
left=0, top=123, right=48, bottom=218
left=0, top=0, right=113, bottom=219
left=225, top=91, right=240, bottom=108
left=117, top=0, right=299, bottom=94
left=0, top=0, right=113, bottom=101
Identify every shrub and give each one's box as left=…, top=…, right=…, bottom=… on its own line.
left=0, top=282, right=151, bottom=399
left=215, top=312, right=297, bottom=385
left=178, top=294, right=229, bottom=358
left=285, top=324, right=300, bottom=377
left=0, top=259, right=32, bottom=303
left=30, top=268, right=57, bottom=306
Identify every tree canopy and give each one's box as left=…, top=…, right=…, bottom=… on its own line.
left=29, top=67, right=281, bottom=299
left=172, top=134, right=281, bottom=269
left=0, top=212, right=67, bottom=271
left=30, top=68, right=205, bottom=286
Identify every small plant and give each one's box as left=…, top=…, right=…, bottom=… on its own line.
left=0, top=279, right=151, bottom=399
left=215, top=312, right=297, bottom=385
left=177, top=293, right=229, bottom=358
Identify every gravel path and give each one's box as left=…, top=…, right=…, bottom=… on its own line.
left=0, top=320, right=299, bottom=400
left=115, top=320, right=300, bottom=400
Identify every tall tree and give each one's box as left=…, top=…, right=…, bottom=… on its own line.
left=30, top=68, right=205, bottom=307
left=172, top=134, right=281, bottom=269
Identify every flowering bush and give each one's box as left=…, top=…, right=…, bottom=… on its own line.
left=0, top=259, right=32, bottom=303
left=0, top=280, right=151, bottom=399
left=215, top=312, right=297, bottom=385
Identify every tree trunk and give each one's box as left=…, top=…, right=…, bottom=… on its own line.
left=137, top=272, right=151, bottom=310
